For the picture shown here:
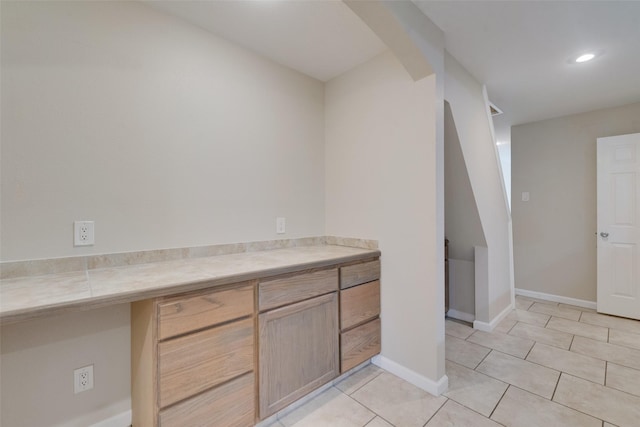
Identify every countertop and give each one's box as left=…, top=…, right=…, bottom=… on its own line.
left=0, top=245, right=380, bottom=325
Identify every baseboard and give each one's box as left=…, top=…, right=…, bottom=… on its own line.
left=372, top=355, right=448, bottom=396
left=446, top=309, right=475, bottom=323
left=515, top=288, right=597, bottom=310
left=90, top=411, right=131, bottom=427
left=473, top=302, right=513, bottom=332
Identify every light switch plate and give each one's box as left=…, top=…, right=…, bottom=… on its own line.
left=521, top=192, right=530, bottom=202
left=276, top=217, right=286, bottom=234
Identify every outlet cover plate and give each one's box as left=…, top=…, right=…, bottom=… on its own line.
left=74, top=221, right=95, bottom=246
left=74, top=364, right=94, bottom=394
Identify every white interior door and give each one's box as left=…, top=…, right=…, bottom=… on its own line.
left=597, top=132, right=640, bottom=320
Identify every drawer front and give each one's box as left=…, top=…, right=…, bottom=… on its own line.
left=158, top=282, right=254, bottom=340
left=340, top=318, right=381, bottom=373
left=340, top=280, right=380, bottom=331
left=259, top=268, right=338, bottom=311
left=340, top=260, right=380, bottom=289
left=158, top=318, right=254, bottom=408
left=159, top=372, right=255, bottom=427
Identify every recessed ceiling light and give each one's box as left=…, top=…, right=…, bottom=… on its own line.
left=575, top=53, right=595, bottom=63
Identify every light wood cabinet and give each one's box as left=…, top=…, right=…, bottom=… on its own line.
left=340, top=260, right=381, bottom=289
left=339, top=261, right=381, bottom=373
left=259, top=292, right=339, bottom=419
left=131, top=256, right=381, bottom=426
left=131, top=281, right=256, bottom=427
left=259, top=268, right=338, bottom=311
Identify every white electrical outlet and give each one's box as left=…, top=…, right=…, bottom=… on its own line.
left=74, top=364, right=94, bottom=394
left=74, top=221, right=95, bottom=246
left=276, top=217, right=286, bottom=234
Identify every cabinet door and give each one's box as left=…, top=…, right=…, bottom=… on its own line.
left=259, top=293, right=339, bottom=418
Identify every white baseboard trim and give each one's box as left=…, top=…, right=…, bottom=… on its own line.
left=473, top=303, right=513, bottom=332
left=90, top=411, right=131, bottom=427
left=446, top=309, right=475, bottom=323
left=515, top=288, right=597, bottom=310
left=372, top=355, right=448, bottom=396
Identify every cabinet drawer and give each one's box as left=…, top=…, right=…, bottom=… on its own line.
left=340, top=260, right=380, bottom=289
left=341, top=318, right=381, bottom=373
left=340, top=280, right=380, bottom=330
left=259, top=268, right=338, bottom=311
left=159, top=372, right=255, bottom=427
left=158, top=318, right=253, bottom=408
left=158, top=282, right=254, bottom=340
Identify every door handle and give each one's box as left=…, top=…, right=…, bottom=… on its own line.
left=600, top=232, right=609, bottom=238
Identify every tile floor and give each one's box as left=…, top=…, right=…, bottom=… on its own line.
left=265, top=296, right=640, bottom=427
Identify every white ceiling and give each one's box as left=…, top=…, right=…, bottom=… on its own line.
left=146, top=1, right=387, bottom=82
left=414, top=0, right=640, bottom=142
left=148, top=1, right=640, bottom=143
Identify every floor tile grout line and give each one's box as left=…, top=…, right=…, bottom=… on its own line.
left=340, top=369, right=384, bottom=397
left=439, top=395, right=507, bottom=426
left=552, top=372, right=640, bottom=423
left=508, top=382, right=608, bottom=423
left=473, top=347, right=495, bottom=370
left=420, top=397, right=448, bottom=427
left=550, top=369, right=562, bottom=401
left=488, top=383, right=510, bottom=419
left=342, top=388, right=388, bottom=425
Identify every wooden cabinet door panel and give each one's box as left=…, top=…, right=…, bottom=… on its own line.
left=259, top=268, right=338, bottom=311
left=259, top=293, right=339, bottom=418
left=159, top=372, right=255, bottom=427
left=340, top=260, right=380, bottom=289
left=158, top=282, right=254, bottom=340
left=340, top=280, right=380, bottom=330
left=158, top=318, right=253, bottom=408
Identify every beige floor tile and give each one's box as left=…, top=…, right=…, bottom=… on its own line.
left=603, top=424, right=617, bottom=427
left=515, top=295, right=559, bottom=306
left=491, top=385, right=601, bottom=427
left=364, top=417, right=393, bottom=427
left=506, top=309, right=550, bottom=327
left=609, top=329, right=640, bottom=350
left=546, top=316, right=608, bottom=341
left=515, top=297, right=534, bottom=311
left=351, top=372, right=447, bottom=427
left=336, top=364, right=383, bottom=395
left=580, top=311, right=640, bottom=334
left=606, top=363, right=640, bottom=397
left=509, top=322, right=573, bottom=349
left=467, top=330, right=534, bottom=358
left=445, top=319, right=474, bottom=339
left=445, top=335, right=491, bottom=369
left=571, top=335, right=640, bottom=370
left=553, top=373, right=640, bottom=427
left=426, top=400, right=502, bottom=427
left=444, top=360, right=508, bottom=417
left=526, top=342, right=606, bottom=384
left=528, top=302, right=581, bottom=321
left=476, top=351, right=560, bottom=398
left=279, top=387, right=375, bottom=427
left=493, top=317, right=517, bottom=334
left=558, top=303, right=596, bottom=313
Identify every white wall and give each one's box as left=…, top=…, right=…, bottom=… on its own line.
left=1, top=305, right=130, bottom=427
left=444, top=101, right=486, bottom=262
left=512, top=102, right=640, bottom=302
left=444, top=53, right=513, bottom=325
left=1, top=1, right=325, bottom=262
left=325, top=51, right=442, bottom=385
left=1, top=2, right=325, bottom=424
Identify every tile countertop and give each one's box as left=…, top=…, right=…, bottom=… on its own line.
left=0, top=245, right=380, bottom=325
